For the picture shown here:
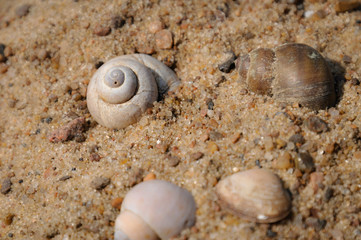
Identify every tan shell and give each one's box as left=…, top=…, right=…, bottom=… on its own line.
left=216, top=168, right=291, bottom=223
left=114, top=180, right=196, bottom=240
left=87, top=54, right=180, bottom=129
left=238, top=43, right=336, bottom=110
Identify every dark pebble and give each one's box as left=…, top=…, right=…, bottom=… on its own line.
left=206, top=98, right=214, bottom=110
left=93, top=25, right=111, bottom=36
left=324, top=187, right=334, bottom=202
left=1, top=178, right=12, bottom=194
left=305, top=116, right=328, bottom=133
left=295, top=150, right=315, bottom=173
left=218, top=51, right=236, bottom=73
left=351, top=78, right=360, bottom=86
left=289, top=134, right=305, bottom=146
left=215, top=75, right=226, bottom=87
left=111, top=15, right=125, bottom=29
left=59, top=175, right=72, bottom=181
left=91, top=177, right=110, bottom=190
left=342, top=55, right=352, bottom=64
left=0, top=43, right=6, bottom=63
left=4, top=213, right=15, bottom=225
left=45, top=228, right=59, bottom=239
left=190, top=152, right=204, bottom=161
left=305, top=217, right=326, bottom=231
left=15, top=4, right=31, bottom=18
left=209, top=130, right=224, bottom=141
left=266, top=228, right=277, bottom=238
left=8, top=233, right=14, bottom=238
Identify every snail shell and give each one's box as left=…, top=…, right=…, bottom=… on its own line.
left=114, top=180, right=196, bottom=240
left=216, top=168, right=291, bottom=223
left=87, top=54, right=180, bottom=129
left=238, top=43, right=336, bottom=110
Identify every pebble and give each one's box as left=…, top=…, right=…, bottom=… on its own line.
left=324, top=187, right=334, bottom=202
left=90, top=153, right=101, bottom=162
left=15, top=4, right=31, bottom=18
left=295, top=150, right=315, bottom=173
left=143, top=172, right=156, bottom=181
left=91, top=177, right=110, bottom=190
left=111, top=197, right=123, bottom=209
left=165, top=154, right=180, bottom=167
left=59, top=175, right=72, bottom=181
left=190, top=151, right=204, bottom=161
left=4, top=213, right=15, bottom=225
left=48, top=117, right=86, bottom=143
left=230, top=132, right=241, bottom=144
left=305, top=116, right=328, bottom=133
left=309, top=172, right=324, bottom=193
left=209, top=130, right=224, bottom=141
left=0, top=43, right=6, bottom=62
left=1, top=178, right=12, bottom=194
left=148, top=20, right=164, bottom=33
left=305, top=217, right=326, bottom=231
left=111, top=15, right=125, bottom=29
left=155, top=29, right=173, bottom=49
left=288, top=134, right=305, bottom=146
left=218, top=51, right=236, bottom=73
left=207, top=141, right=219, bottom=154
left=0, top=63, right=8, bottom=74
left=93, top=25, right=111, bottom=36
left=273, top=152, right=293, bottom=169
left=37, top=49, right=50, bottom=61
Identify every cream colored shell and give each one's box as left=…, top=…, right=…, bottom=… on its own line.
left=216, top=168, right=291, bottom=223
left=114, top=180, right=196, bottom=240
left=87, top=54, right=180, bottom=129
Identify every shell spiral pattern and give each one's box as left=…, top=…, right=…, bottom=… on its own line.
left=87, top=54, right=180, bottom=129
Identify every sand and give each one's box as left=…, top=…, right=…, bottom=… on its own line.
left=0, top=0, right=360, bottom=239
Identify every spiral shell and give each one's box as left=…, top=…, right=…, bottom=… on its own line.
left=87, top=54, right=180, bottom=129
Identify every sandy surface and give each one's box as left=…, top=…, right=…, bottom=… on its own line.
left=0, top=0, right=361, bottom=239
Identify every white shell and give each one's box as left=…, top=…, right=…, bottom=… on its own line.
left=114, top=180, right=196, bottom=240
left=216, top=168, right=291, bottom=223
left=87, top=54, right=180, bottom=129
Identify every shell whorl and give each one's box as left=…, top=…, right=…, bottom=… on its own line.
left=87, top=54, right=180, bottom=129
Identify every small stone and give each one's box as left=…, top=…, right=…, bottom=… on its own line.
left=342, top=55, right=352, bottom=64
left=218, top=51, right=236, bottom=73
left=90, top=153, right=101, bottom=162
left=7, top=99, right=17, bottom=108
left=45, top=228, right=59, bottom=239
left=209, top=130, right=224, bottom=141
left=305, top=217, right=326, bottom=231
left=295, top=150, right=315, bottom=173
left=206, top=98, right=214, bottom=110
left=305, top=116, right=328, bottom=133
left=351, top=78, right=360, bottom=86
left=48, top=117, right=87, bottom=143
left=148, top=20, right=164, bottom=33
left=4, top=213, right=15, bottom=225
left=155, top=29, right=173, bottom=49
left=207, top=141, right=219, bottom=154
left=0, top=63, right=9, bottom=73
left=91, top=177, right=110, bottom=190
left=264, top=136, right=274, bottom=151
left=111, top=197, right=123, bottom=209
left=111, top=15, right=125, bottom=29
left=0, top=43, right=5, bottom=62
left=190, top=152, right=204, bottom=161
left=59, top=175, right=72, bottom=181
left=1, top=178, right=12, bottom=194
left=289, top=134, right=305, bottom=146
left=273, top=152, right=293, bottom=169
left=309, top=172, right=324, bottom=193
left=165, top=154, right=180, bottom=167
left=15, top=4, right=31, bottom=18
left=324, top=187, right=334, bottom=202
left=93, top=25, right=111, bottom=36
left=230, top=132, right=241, bottom=144
left=200, top=133, right=210, bottom=142
left=143, top=172, right=156, bottom=181
left=325, top=143, right=336, bottom=154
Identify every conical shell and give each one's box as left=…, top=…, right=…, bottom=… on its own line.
left=115, top=180, right=196, bottom=240
left=216, top=168, right=291, bottom=223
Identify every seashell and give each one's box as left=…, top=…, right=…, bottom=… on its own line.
left=216, top=168, right=291, bottom=223
left=87, top=54, right=180, bottom=129
left=237, top=43, right=336, bottom=110
left=114, top=180, right=196, bottom=240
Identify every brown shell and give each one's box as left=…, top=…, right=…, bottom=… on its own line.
left=216, top=168, right=291, bottom=223
left=238, top=43, right=336, bottom=110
